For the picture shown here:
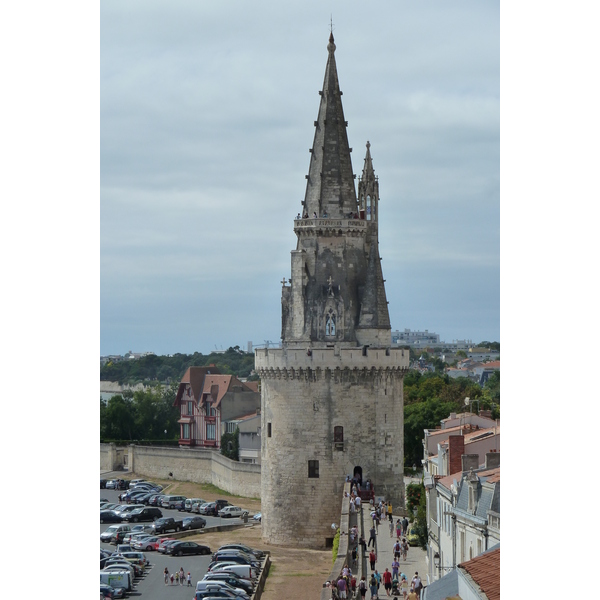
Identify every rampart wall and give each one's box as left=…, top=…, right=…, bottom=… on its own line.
left=101, top=444, right=261, bottom=498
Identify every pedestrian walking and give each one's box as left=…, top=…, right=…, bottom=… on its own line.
left=374, top=570, right=382, bottom=596
left=368, top=526, right=377, bottom=548
left=389, top=519, right=394, bottom=537
left=396, top=519, right=402, bottom=539
left=402, top=516, right=409, bottom=536
left=164, top=567, right=169, bottom=585
left=369, top=573, right=378, bottom=600
left=359, top=576, right=368, bottom=599
left=382, top=568, right=393, bottom=596
left=402, top=538, right=408, bottom=561
left=411, top=572, right=423, bottom=599
left=400, top=574, right=409, bottom=599
left=187, top=572, right=192, bottom=587
left=170, top=573, right=174, bottom=585
left=179, top=567, right=185, bottom=585
left=369, top=549, right=377, bottom=571
left=174, top=571, right=179, bottom=585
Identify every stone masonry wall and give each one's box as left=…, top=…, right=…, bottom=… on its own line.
left=125, top=445, right=260, bottom=498
left=259, top=361, right=406, bottom=548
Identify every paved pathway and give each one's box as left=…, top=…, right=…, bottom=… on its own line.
left=358, top=485, right=428, bottom=599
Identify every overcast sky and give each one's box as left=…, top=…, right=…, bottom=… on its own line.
left=100, top=0, right=500, bottom=355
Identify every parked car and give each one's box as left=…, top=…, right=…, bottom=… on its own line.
left=128, top=524, right=154, bottom=535
left=211, top=551, right=260, bottom=568
left=194, top=586, right=247, bottom=600
left=118, top=551, right=150, bottom=569
left=100, top=570, right=132, bottom=593
left=195, top=579, right=249, bottom=599
left=212, top=564, right=258, bottom=581
left=100, top=511, right=123, bottom=524
left=100, top=479, right=107, bottom=489
left=100, top=525, right=131, bottom=544
left=199, top=502, right=215, bottom=515
left=132, top=535, right=161, bottom=551
left=218, top=506, right=248, bottom=519
left=191, top=499, right=208, bottom=513
left=152, top=517, right=184, bottom=534
left=123, top=507, right=163, bottom=523
left=185, top=498, right=206, bottom=512
left=157, top=538, right=177, bottom=554
left=182, top=516, right=207, bottom=531
left=252, top=512, right=261, bottom=522
left=100, top=583, right=125, bottom=599
left=167, top=541, right=211, bottom=557
left=115, top=504, right=145, bottom=518
left=103, top=560, right=139, bottom=579
left=202, top=572, right=254, bottom=595
left=217, top=544, right=264, bottom=559
left=161, top=495, right=187, bottom=510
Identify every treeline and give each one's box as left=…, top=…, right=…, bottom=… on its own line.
left=403, top=371, right=500, bottom=468
left=100, top=384, right=180, bottom=442
left=101, top=346, right=256, bottom=385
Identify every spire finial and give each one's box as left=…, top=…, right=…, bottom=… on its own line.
left=329, top=15, right=335, bottom=45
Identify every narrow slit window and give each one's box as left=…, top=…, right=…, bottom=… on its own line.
left=308, top=460, right=319, bottom=478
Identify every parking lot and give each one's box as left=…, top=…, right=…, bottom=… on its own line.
left=100, top=485, right=257, bottom=599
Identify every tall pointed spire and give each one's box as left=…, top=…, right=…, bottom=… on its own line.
left=302, top=34, right=357, bottom=219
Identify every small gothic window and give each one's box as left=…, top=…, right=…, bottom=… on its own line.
left=267, top=423, right=272, bottom=437
left=366, top=195, right=371, bottom=220
left=326, top=313, right=336, bottom=336
left=308, top=460, right=320, bottom=478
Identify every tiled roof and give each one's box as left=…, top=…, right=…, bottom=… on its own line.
left=175, top=365, right=221, bottom=405
left=437, top=471, right=462, bottom=491
left=244, top=381, right=259, bottom=393
left=482, top=360, right=500, bottom=369
left=459, top=547, right=500, bottom=600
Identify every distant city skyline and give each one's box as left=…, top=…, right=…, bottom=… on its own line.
left=101, top=2, right=499, bottom=356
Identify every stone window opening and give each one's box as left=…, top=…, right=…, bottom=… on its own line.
left=325, top=311, right=336, bottom=337
left=334, top=425, right=344, bottom=450
left=308, top=460, right=320, bottom=478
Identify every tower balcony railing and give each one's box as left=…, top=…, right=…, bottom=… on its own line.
left=294, top=217, right=368, bottom=231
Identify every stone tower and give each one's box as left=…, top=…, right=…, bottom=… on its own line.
left=255, top=34, right=409, bottom=549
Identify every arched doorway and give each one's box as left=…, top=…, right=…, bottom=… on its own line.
left=353, top=466, right=363, bottom=487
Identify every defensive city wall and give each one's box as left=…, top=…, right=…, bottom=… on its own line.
left=100, top=443, right=261, bottom=498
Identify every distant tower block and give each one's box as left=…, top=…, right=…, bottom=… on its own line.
left=255, top=33, right=409, bottom=549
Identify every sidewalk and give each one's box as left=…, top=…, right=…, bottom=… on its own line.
left=362, top=502, right=428, bottom=598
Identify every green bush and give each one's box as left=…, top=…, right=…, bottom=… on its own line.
left=332, top=529, right=340, bottom=563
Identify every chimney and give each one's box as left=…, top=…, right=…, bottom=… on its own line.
left=461, top=454, right=479, bottom=472
left=448, top=435, right=465, bottom=474
left=485, top=451, right=500, bottom=469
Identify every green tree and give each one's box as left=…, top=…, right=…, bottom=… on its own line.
left=221, top=427, right=240, bottom=461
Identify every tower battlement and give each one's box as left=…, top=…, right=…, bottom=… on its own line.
left=255, top=346, right=409, bottom=374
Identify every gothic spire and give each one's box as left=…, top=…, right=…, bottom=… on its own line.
left=302, top=34, right=358, bottom=219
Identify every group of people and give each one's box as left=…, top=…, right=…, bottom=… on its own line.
left=163, top=566, right=192, bottom=586
left=366, top=569, right=423, bottom=600
left=332, top=493, right=423, bottom=600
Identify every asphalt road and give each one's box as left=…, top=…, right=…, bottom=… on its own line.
left=100, top=487, right=251, bottom=599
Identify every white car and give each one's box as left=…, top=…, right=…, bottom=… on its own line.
left=218, top=506, right=248, bottom=519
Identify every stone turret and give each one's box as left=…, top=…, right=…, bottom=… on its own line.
left=256, top=34, right=408, bottom=549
